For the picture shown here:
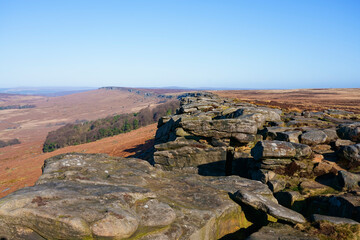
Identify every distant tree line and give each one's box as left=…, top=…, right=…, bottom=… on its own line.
left=0, top=139, right=21, bottom=148
left=43, top=100, right=180, bottom=152
left=0, top=104, right=36, bottom=110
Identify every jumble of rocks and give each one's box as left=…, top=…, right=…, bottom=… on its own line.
left=0, top=92, right=359, bottom=239
left=153, top=92, right=360, bottom=236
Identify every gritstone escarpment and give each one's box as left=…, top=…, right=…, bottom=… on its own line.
left=1, top=92, right=360, bottom=239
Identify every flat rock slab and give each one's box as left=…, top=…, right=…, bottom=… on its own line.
left=312, top=214, right=360, bottom=225
left=180, top=119, right=258, bottom=138
left=234, top=188, right=306, bottom=224
left=251, top=140, right=312, bottom=160
left=0, top=153, right=274, bottom=240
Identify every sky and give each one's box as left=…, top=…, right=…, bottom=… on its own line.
left=0, top=0, right=359, bottom=89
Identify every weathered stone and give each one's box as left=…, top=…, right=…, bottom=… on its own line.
left=313, top=161, right=339, bottom=176
left=337, top=170, right=360, bottom=191
left=300, top=130, right=327, bottom=146
left=180, top=118, right=258, bottom=139
left=275, top=191, right=305, bottom=209
left=232, top=133, right=257, bottom=144
left=323, top=129, right=338, bottom=143
left=239, top=106, right=282, bottom=122
left=175, top=127, right=191, bottom=137
left=276, top=131, right=302, bottom=143
left=286, top=118, right=333, bottom=128
left=234, top=188, right=306, bottom=224
left=249, top=169, right=276, bottom=183
left=246, top=223, right=319, bottom=240
left=337, top=122, right=360, bottom=142
left=251, top=140, right=312, bottom=160
left=237, top=113, right=266, bottom=128
left=210, top=138, right=229, bottom=147
left=325, top=109, right=354, bottom=116
left=154, top=145, right=227, bottom=170
left=312, top=214, right=360, bottom=225
left=0, top=153, right=264, bottom=240
left=338, top=144, right=360, bottom=168
left=299, top=180, right=334, bottom=196
left=263, top=127, right=292, bottom=140
left=267, top=180, right=286, bottom=193
left=306, top=193, right=360, bottom=222
left=311, top=144, right=332, bottom=154
left=332, top=139, right=356, bottom=150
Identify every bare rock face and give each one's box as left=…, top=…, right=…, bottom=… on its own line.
left=0, top=153, right=275, bottom=240
left=337, top=122, right=360, bottom=142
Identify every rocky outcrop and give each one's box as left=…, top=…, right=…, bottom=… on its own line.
left=0, top=153, right=278, bottom=240
left=154, top=92, right=281, bottom=170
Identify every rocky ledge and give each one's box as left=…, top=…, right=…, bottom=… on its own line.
left=0, top=153, right=282, bottom=240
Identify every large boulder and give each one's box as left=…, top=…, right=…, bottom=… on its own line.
left=337, top=170, right=360, bottom=191
left=234, top=189, right=306, bottom=224
left=337, top=122, right=360, bottom=142
left=251, top=140, right=312, bottom=160
left=300, top=130, right=327, bottom=146
left=0, top=153, right=276, bottom=240
left=338, top=144, right=360, bottom=168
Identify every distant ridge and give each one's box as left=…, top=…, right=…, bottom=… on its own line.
left=0, top=87, right=95, bottom=96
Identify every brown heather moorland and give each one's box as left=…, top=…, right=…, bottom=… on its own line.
left=214, top=88, right=360, bottom=113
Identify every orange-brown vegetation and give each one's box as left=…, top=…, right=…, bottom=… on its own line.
left=0, top=123, right=157, bottom=198
left=214, top=88, right=360, bottom=113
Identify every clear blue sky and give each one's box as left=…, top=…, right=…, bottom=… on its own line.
left=0, top=0, right=359, bottom=89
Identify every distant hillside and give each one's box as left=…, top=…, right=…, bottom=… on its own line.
left=0, top=87, right=95, bottom=96
left=43, top=100, right=180, bottom=152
